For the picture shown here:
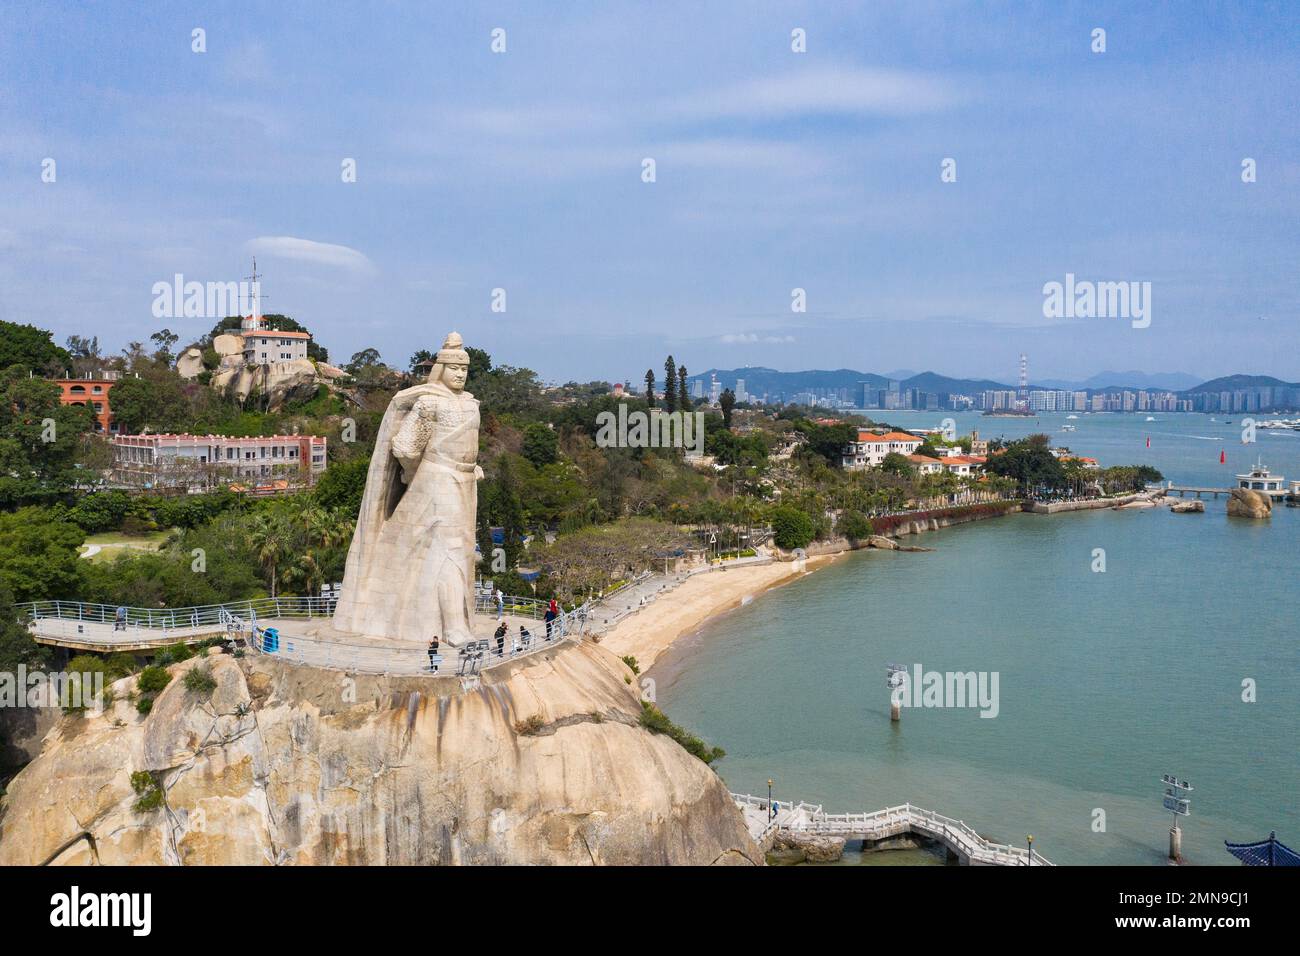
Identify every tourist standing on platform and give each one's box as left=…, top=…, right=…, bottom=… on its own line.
left=495, top=587, right=504, bottom=620
left=494, top=620, right=508, bottom=656
left=427, top=637, right=440, bottom=673
left=544, top=599, right=558, bottom=638
left=114, top=606, right=127, bottom=631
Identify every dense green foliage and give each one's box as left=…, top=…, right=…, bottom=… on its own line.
left=639, top=701, right=726, bottom=764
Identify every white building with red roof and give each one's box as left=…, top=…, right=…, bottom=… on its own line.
left=842, top=429, right=924, bottom=469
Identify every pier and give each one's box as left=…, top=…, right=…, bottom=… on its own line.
left=1165, top=485, right=1236, bottom=498
left=732, top=792, right=1052, bottom=866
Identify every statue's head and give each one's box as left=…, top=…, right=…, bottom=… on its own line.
left=429, top=332, right=470, bottom=391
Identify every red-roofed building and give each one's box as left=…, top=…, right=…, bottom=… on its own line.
left=242, top=328, right=311, bottom=364
left=843, top=430, right=924, bottom=469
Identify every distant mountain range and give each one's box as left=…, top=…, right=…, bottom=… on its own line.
left=685, top=367, right=1297, bottom=399
left=1034, top=371, right=1204, bottom=391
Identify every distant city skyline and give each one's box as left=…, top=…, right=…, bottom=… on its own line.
left=2, top=3, right=1297, bottom=384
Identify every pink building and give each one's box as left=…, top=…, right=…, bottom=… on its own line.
left=112, top=432, right=327, bottom=487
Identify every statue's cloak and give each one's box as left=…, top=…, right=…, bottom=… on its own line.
left=331, top=382, right=479, bottom=644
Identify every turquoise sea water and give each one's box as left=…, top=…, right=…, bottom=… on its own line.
left=655, top=413, right=1299, bottom=866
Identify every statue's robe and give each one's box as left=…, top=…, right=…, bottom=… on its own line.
left=332, top=381, right=480, bottom=645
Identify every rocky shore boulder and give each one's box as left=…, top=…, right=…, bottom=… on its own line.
left=1170, top=499, right=1205, bottom=513
left=1227, top=488, right=1272, bottom=519
left=868, top=535, right=898, bottom=550
left=0, top=643, right=759, bottom=866
left=772, top=831, right=845, bottom=863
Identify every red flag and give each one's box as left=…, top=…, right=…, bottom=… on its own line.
left=1146, top=436, right=1150, bottom=448
left=1220, top=449, right=1226, bottom=464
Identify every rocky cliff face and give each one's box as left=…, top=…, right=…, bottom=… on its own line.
left=0, top=642, right=758, bottom=866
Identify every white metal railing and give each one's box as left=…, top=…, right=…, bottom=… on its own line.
left=239, top=620, right=575, bottom=675
left=20, top=593, right=594, bottom=677
left=732, top=794, right=1052, bottom=866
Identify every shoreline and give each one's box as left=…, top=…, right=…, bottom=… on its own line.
left=598, top=554, right=842, bottom=673
left=596, top=495, right=1149, bottom=675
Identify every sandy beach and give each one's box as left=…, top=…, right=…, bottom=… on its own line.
left=599, top=554, right=841, bottom=672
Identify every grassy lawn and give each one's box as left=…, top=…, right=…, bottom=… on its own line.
left=80, top=529, right=176, bottom=563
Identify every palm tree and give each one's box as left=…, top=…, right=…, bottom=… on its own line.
left=248, top=513, right=291, bottom=598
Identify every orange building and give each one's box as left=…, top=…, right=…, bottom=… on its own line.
left=55, top=377, right=118, bottom=433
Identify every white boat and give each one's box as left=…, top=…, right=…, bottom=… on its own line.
left=1061, top=424, right=1076, bottom=432
left=1236, top=459, right=1287, bottom=496
left=1145, top=416, right=1156, bottom=422
left=1066, top=414, right=1079, bottom=419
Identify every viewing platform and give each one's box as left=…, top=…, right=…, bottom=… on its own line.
left=732, top=792, right=1052, bottom=866
left=17, top=594, right=587, bottom=676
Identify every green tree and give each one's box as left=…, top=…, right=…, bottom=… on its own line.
left=522, top=423, right=559, bottom=467
left=107, top=372, right=191, bottom=433
left=663, top=356, right=677, bottom=413
left=409, top=349, right=434, bottom=374
left=770, top=505, right=815, bottom=550
left=644, top=369, right=655, bottom=408
left=677, top=365, right=691, bottom=412
left=0, top=585, right=51, bottom=673
left=836, top=510, right=873, bottom=541
left=150, top=328, right=180, bottom=364
left=880, top=452, right=914, bottom=477
left=466, top=347, right=492, bottom=385
left=248, top=513, right=291, bottom=598
left=984, top=434, right=1067, bottom=492
left=314, top=457, right=370, bottom=516
left=0, top=509, right=84, bottom=602
left=0, top=320, right=71, bottom=375
left=719, top=388, right=736, bottom=428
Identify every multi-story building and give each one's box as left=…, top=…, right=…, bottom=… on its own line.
left=54, top=373, right=121, bottom=433
left=112, top=432, right=327, bottom=487
left=242, top=329, right=311, bottom=364
left=842, top=430, right=924, bottom=469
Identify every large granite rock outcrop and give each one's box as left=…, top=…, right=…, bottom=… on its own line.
left=0, top=642, right=758, bottom=866
left=209, top=358, right=320, bottom=408
left=1227, top=487, right=1271, bottom=519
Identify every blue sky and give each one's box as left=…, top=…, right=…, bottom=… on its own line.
left=2, top=1, right=1297, bottom=385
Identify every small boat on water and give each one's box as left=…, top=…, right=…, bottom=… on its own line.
left=1061, top=424, right=1076, bottom=432
left=1066, top=414, right=1079, bottom=420
left=1145, top=416, right=1156, bottom=422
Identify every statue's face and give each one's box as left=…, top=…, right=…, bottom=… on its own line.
left=443, top=362, right=469, bottom=391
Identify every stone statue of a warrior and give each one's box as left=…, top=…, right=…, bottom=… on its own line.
left=331, top=332, right=482, bottom=646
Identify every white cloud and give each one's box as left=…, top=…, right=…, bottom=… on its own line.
left=672, top=66, right=964, bottom=119
left=721, top=333, right=796, bottom=344
left=245, top=236, right=376, bottom=276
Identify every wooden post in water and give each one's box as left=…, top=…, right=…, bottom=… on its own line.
left=1169, top=824, right=1181, bottom=861
left=890, top=697, right=901, bottom=722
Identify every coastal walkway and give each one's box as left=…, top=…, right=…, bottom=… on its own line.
left=732, top=793, right=1052, bottom=866
left=17, top=595, right=589, bottom=676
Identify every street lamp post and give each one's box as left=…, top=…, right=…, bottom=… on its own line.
left=767, top=778, right=774, bottom=822
left=1027, top=834, right=1034, bottom=866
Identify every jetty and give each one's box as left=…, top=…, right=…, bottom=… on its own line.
left=732, top=792, right=1052, bottom=866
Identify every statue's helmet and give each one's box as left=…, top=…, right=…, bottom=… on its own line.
left=436, top=332, right=470, bottom=366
